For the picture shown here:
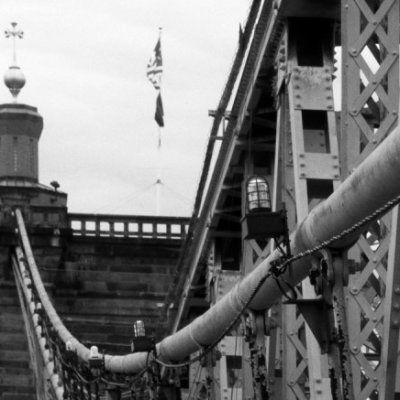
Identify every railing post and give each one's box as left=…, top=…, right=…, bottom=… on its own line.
left=124, top=221, right=128, bottom=237
left=81, top=220, right=86, bottom=236
left=95, top=218, right=100, bottom=236
left=138, top=222, right=143, bottom=238
left=110, top=220, right=115, bottom=237
left=166, top=223, right=171, bottom=239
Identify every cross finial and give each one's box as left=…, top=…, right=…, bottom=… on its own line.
left=5, top=22, right=24, bottom=65
left=4, top=22, right=25, bottom=101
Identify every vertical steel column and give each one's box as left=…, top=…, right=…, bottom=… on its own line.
left=341, top=0, right=399, bottom=398
left=206, top=240, right=243, bottom=400
left=241, top=141, right=257, bottom=400
left=271, top=35, right=297, bottom=398
left=219, top=336, right=243, bottom=400
left=185, top=356, right=209, bottom=400
left=214, top=270, right=243, bottom=400
left=240, top=137, right=272, bottom=400
left=288, top=18, right=340, bottom=400
left=379, top=206, right=400, bottom=399
left=272, top=37, right=300, bottom=398
left=273, top=17, right=341, bottom=399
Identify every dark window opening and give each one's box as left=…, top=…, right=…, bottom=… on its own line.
left=302, top=110, right=330, bottom=153
left=219, top=237, right=242, bottom=271
left=226, top=355, right=242, bottom=388
left=307, top=179, right=334, bottom=201
left=291, top=18, right=333, bottom=66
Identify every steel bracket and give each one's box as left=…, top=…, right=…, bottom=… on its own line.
left=285, top=297, right=333, bottom=354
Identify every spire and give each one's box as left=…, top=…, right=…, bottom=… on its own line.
left=4, top=22, right=25, bottom=102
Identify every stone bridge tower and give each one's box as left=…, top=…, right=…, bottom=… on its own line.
left=0, top=23, right=67, bottom=231
left=0, top=23, right=188, bottom=399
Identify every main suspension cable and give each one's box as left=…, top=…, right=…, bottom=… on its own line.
left=155, top=193, right=400, bottom=369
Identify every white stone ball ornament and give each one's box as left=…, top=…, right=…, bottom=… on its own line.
left=4, top=65, right=26, bottom=99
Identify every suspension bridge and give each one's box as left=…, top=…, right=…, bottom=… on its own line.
left=1, top=0, right=400, bottom=399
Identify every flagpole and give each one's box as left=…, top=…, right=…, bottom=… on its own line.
left=156, top=27, right=162, bottom=216
left=147, top=27, right=164, bottom=216
left=156, top=124, right=162, bottom=216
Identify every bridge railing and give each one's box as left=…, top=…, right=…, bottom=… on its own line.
left=68, top=213, right=189, bottom=240
left=12, top=248, right=64, bottom=400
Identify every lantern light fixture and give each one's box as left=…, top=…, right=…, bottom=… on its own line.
left=64, top=340, right=76, bottom=363
left=133, top=320, right=146, bottom=337
left=131, top=320, right=155, bottom=353
left=88, top=345, right=103, bottom=369
left=243, top=175, right=289, bottom=241
left=246, top=176, right=271, bottom=212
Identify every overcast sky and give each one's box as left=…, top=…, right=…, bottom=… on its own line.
left=0, top=1, right=251, bottom=216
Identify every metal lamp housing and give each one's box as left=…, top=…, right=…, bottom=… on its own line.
left=246, top=176, right=271, bottom=212
left=131, top=320, right=154, bottom=353
left=244, top=176, right=288, bottom=240
left=88, top=346, right=104, bottom=369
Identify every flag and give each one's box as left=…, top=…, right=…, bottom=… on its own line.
left=147, top=38, right=163, bottom=90
left=155, top=92, right=164, bottom=127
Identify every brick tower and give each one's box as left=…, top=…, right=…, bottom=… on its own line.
left=0, top=22, right=67, bottom=229
left=0, top=101, right=43, bottom=182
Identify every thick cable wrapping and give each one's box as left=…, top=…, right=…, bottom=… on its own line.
left=15, top=209, right=91, bottom=363
left=13, top=249, right=64, bottom=400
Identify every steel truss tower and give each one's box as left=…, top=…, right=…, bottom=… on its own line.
left=177, top=1, right=400, bottom=399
